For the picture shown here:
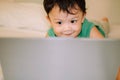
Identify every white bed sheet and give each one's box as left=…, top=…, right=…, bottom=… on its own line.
left=0, top=27, right=46, bottom=38
left=108, top=24, right=120, bottom=39
left=0, top=25, right=120, bottom=38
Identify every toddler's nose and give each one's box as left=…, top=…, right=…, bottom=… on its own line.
left=63, top=24, right=71, bottom=31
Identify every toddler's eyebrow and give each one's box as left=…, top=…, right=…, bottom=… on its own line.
left=53, top=17, right=63, bottom=20
left=71, top=17, right=79, bottom=19
left=71, top=16, right=80, bottom=19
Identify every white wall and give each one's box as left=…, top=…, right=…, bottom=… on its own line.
left=0, top=0, right=43, bottom=3
left=0, top=0, right=14, bottom=2
left=15, top=0, right=43, bottom=3
left=86, top=0, right=120, bottom=25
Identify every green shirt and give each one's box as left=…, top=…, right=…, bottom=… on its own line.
left=48, top=18, right=105, bottom=37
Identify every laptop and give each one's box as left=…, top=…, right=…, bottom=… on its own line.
left=0, top=38, right=120, bottom=80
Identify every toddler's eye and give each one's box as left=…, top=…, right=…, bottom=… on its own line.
left=56, top=22, right=62, bottom=24
left=71, top=20, right=77, bottom=23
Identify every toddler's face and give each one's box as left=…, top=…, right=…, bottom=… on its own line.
left=48, top=5, right=85, bottom=37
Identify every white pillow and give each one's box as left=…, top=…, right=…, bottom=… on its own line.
left=0, top=2, right=50, bottom=32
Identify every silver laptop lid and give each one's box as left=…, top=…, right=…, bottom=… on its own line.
left=0, top=38, right=120, bottom=80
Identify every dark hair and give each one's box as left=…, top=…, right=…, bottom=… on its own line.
left=43, top=0, right=86, bottom=14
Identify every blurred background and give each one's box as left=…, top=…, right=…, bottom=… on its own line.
left=0, top=0, right=120, bottom=25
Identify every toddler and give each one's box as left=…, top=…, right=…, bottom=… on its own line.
left=43, top=0, right=107, bottom=38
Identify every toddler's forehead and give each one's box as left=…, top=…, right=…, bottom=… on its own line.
left=59, top=4, right=81, bottom=13
left=51, top=5, right=82, bottom=14
left=48, top=5, right=83, bottom=19
left=51, top=10, right=79, bottom=17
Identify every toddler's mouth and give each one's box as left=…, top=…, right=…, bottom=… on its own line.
left=63, top=33, right=73, bottom=36
left=62, top=31, right=74, bottom=37
left=63, top=31, right=73, bottom=35
left=63, top=33, right=74, bottom=37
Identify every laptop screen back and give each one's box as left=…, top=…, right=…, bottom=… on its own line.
left=0, top=38, right=120, bottom=80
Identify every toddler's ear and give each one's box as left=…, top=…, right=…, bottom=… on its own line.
left=82, top=14, right=86, bottom=23
left=82, top=18, right=85, bottom=23
left=46, top=16, right=51, bottom=24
